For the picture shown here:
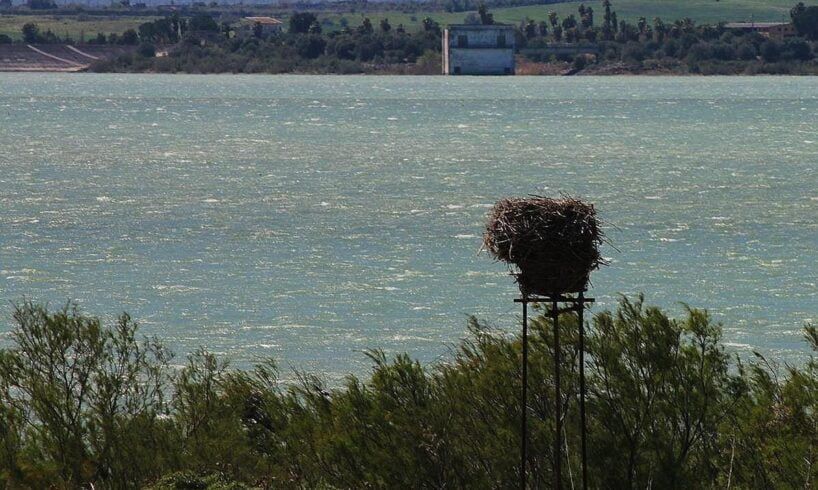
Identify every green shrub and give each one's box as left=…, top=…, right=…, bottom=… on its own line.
left=621, top=41, right=646, bottom=62
left=138, top=42, right=157, bottom=58
left=145, top=471, right=253, bottom=489
left=761, top=40, right=781, bottom=62
left=1, top=298, right=817, bottom=487
left=737, top=42, right=757, bottom=61
left=0, top=302, right=173, bottom=487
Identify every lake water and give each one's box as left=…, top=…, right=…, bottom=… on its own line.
left=1, top=74, right=816, bottom=379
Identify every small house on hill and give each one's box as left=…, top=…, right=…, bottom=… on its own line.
left=442, top=25, right=515, bottom=75
left=723, top=22, right=796, bottom=40
left=238, top=17, right=283, bottom=38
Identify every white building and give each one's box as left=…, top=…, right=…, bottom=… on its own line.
left=442, top=25, right=515, bottom=75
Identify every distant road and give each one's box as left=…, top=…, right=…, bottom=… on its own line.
left=66, top=45, right=100, bottom=61
left=27, top=45, right=86, bottom=67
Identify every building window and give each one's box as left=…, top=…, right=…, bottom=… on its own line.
left=497, top=35, right=506, bottom=48
left=457, top=35, right=468, bottom=48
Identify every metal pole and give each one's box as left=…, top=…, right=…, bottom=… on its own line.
left=578, top=293, right=588, bottom=490
left=521, top=297, right=528, bottom=490
left=553, top=299, right=561, bottom=490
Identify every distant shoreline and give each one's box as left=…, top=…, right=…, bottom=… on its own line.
left=3, top=45, right=818, bottom=76
left=4, top=69, right=818, bottom=75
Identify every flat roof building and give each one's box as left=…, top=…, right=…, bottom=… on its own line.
left=443, top=25, right=515, bottom=75
left=238, top=17, right=284, bottom=38
left=723, top=22, right=796, bottom=39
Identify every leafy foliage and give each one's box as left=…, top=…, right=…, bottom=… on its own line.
left=792, top=2, right=818, bottom=40
left=289, top=12, right=318, bottom=35
left=74, top=3, right=818, bottom=74
left=1, top=298, right=817, bottom=487
left=92, top=13, right=442, bottom=74
left=0, top=302, right=173, bottom=487
left=513, top=2, right=817, bottom=74
left=26, top=0, right=56, bottom=10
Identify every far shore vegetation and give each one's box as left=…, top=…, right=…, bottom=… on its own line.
left=1, top=296, right=818, bottom=487
left=2, top=0, right=818, bottom=74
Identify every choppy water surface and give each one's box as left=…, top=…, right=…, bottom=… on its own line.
left=1, top=74, right=816, bottom=379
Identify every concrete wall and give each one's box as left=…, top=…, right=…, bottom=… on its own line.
left=236, top=23, right=281, bottom=39
left=447, top=48, right=515, bottom=75
left=443, top=25, right=515, bottom=75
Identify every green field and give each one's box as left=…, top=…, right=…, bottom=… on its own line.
left=0, top=15, right=157, bottom=41
left=318, top=0, right=797, bottom=31
left=0, top=0, right=799, bottom=41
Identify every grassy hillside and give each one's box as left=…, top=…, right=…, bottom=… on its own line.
left=0, top=15, right=157, bottom=41
left=0, top=0, right=799, bottom=41
left=493, top=0, right=796, bottom=24
left=318, top=0, right=797, bottom=32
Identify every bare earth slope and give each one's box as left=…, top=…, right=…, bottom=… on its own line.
left=0, top=44, right=133, bottom=72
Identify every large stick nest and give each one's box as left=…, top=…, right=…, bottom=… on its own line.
left=483, top=196, right=604, bottom=295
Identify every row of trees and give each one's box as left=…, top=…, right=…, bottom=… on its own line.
left=514, top=1, right=818, bottom=46
left=13, top=0, right=817, bottom=74
left=11, top=21, right=141, bottom=44
left=1, top=297, right=817, bottom=488
left=92, top=11, right=444, bottom=73
left=511, top=1, right=818, bottom=73
left=792, top=2, right=818, bottom=40
left=439, top=0, right=571, bottom=14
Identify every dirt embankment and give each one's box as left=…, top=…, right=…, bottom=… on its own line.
left=0, top=44, right=134, bottom=72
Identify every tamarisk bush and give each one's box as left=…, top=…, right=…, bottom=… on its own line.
left=0, top=297, right=816, bottom=488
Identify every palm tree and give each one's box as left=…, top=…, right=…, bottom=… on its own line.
left=549, top=11, right=559, bottom=28
left=653, top=17, right=666, bottom=42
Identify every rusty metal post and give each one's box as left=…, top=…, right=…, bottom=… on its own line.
left=520, top=296, right=529, bottom=490
left=515, top=293, right=593, bottom=490
left=578, top=292, right=588, bottom=490
left=552, top=299, right=561, bottom=490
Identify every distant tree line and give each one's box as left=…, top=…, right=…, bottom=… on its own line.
left=2, top=297, right=818, bottom=487
left=438, top=0, right=567, bottom=14
left=12, top=21, right=141, bottom=45
left=10, top=0, right=818, bottom=74
left=512, top=0, right=818, bottom=74
left=26, top=0, right=57, bottom=9
left=792, top=1, right=818, bottom=40
left=91, top=11, right=443, bottom=74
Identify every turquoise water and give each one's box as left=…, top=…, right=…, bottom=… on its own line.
left=1, top=74, right=816, bottom=379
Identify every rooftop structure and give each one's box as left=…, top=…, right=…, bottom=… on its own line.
left=244, top=16, right=283, bottom=26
